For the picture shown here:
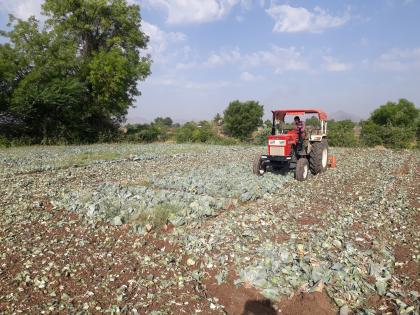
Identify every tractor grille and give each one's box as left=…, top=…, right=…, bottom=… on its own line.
left=270, top=146, right=285, bottom=156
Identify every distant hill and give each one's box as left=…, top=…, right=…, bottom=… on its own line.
left=329, top=110, right=363, bottom=122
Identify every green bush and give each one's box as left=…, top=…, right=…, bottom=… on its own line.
left=361, top=99, right=419, bottom=149
left=305, top=117, right=321, bottom=128
left=383, top=126, right=415, bottom=149
left=254, top=127, right=271, bottom=145
left=138, top=127, right=160, bottom=143
left=175, top=122, right=197, bottom=143
left=328, top=120, right=358, bottom=147
left=360, top=120, right=384, bottom=146
left=0, top=135, right=10, bottom=147
left=175, top=122, right=215, bottom=143
left=125, top=123, right=166, bottom=143
left=0, top=135, right=34, bottom=147
left=174, top=121, right=238, bottom=144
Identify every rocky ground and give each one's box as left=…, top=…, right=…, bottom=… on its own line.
left=0, top=144, right=419, bottom=314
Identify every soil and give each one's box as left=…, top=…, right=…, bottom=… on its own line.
left=204, top=270, right=278, bottom=315
left=278, top=292, right=336, bottom=315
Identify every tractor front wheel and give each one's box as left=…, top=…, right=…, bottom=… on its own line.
left=309, top=139, right=328, bottom=175
left=296, top=158, right=309, bottom=181
left=253, top=154, right=266, bottom=176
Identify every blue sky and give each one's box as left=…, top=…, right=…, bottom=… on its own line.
left=1, top=0, right=419, bottom=122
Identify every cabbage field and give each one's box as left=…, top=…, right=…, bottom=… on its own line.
left=0, top=144, right=418, bottom=314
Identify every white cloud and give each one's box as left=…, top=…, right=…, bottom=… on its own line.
left=323, top=56, right=352, bottom=72
left=142, top=21, right=186, bottom=62
left=143, top=0, right=246, bottom=24
left=174, top=46, right=309, bottom=74
left=240, top=71, right=262, bottom=81
left=205, top=48, right=242, bottom=67
left=266, top=4, right=350, bottom=33
left=147, top=76, right=234, bottom=89
left=375, top=48, right=420, bottom=71
left=0, top=0, right=43, bottom=20
left=175, top=61, right=198, bottom=71
left=244, top=46, right=309, bottom=73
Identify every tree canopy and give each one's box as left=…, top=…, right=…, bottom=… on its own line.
left=0, top=0, right=151, bottom=143
left=361, top=99, right=419, bottom=149
left=223, top=100, right=264, bottom=141
left=370, top=99, right=418, bottom=128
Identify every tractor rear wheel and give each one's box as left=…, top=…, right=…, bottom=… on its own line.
left=296, top=158, right=309, bottom=181
left=253, top=154, right=266, bottom=176
left=309, top=139, right=328, bottom=175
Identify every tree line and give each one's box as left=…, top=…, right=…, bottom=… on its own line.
left=114, top=99, right=420, bottom=150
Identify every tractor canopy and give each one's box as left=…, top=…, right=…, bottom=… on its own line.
left=272, top=109, right=327, bottom=122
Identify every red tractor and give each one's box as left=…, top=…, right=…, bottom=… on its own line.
left=253, top=109, right=329, bottom=181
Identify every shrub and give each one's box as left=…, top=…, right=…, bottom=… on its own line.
left=361, top=99, right=419, bottom=149
left=383, top=126, right=415, bottom=149
left=0, top=135, right=10, bottom=147
left=174, top=121, right=240, bottom=145
left=254, top=127, right=271, bottom=145
left=175, top=122, right=197, bottom=143
left=124, top=123, right=166, bottom=143
left=360, top=120, right=384, bottom=147
left=328, top=120, right=358, bottom=147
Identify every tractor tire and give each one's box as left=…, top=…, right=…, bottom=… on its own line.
left=296, top=158, right=309, bottom=181
left=309, top=139, right=328, bottom=175
left=253, top=154, right=266, bottom=176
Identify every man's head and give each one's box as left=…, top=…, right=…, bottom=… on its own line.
left=294, top=116, right=301, bottom=123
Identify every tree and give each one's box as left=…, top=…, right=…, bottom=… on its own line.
left=223, top=100, right=264, bottom=141
left=213, top=113, right=222, bottom=125
left=361, top=99, right=419, bottom=149
left=370, top=99, right=418, bottom=128
left=152, top=117, right=173, bottom=127
left=0, top=0, right=151, bottom=143
left=305, top=116, right=321, bottom=128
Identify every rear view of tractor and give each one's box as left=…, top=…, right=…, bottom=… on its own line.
left=253, top=109, right=329, bottom=181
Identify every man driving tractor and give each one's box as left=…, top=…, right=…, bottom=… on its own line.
left=294, top=116, right=305, bottom=152
left=293, top=116, right=305, bottom=131
left=253, top=109, right=330, bottom=181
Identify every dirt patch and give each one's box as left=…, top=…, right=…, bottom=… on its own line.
left=361, top=294, right=392, bottom=313
left=278, top=292, right=336, bottom=315
left=203, top=268, right=277, bottom=315
left=394, top=243, right=420, bottom=293
left=297, top=215, right=321, bottom=226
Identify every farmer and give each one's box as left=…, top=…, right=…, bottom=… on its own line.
left=294, top=116, right=305, bottom=132
left=294, top=116, right=305, bottom=151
